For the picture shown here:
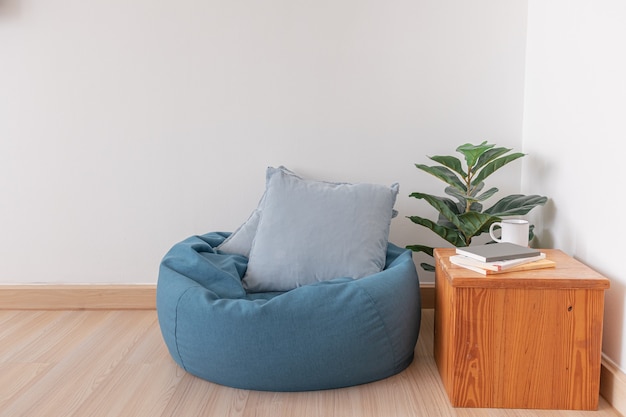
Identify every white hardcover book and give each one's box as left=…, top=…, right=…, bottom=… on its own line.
left=450, top=253, right=547, bottom=272
left=450, top=256, right=556, bottom=276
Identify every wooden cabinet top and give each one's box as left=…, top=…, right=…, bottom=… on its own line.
left=434, top=248, right=610, bottom=290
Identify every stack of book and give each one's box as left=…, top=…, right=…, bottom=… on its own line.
left=451, top=242, right=556, bottom=275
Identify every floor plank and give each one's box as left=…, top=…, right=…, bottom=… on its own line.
left=0, top=309, right=620, bottom=417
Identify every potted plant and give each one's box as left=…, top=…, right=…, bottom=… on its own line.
left=407, top=141, right=547, bottom=271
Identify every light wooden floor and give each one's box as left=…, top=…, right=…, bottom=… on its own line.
left=0, top=309, right=620, bottom=417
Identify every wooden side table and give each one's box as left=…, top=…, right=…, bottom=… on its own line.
left=433, top=248, right=610, bottom=410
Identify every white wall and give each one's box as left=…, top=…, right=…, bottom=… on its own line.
left=0, top=0, right=528, bottom=284
left=523, top=0, right=626, bottom=372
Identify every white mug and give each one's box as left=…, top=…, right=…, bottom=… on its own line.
left=489, top=219, right=529, bottom=247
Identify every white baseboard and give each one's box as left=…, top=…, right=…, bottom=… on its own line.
left=600, top=354, right=626, bottom=416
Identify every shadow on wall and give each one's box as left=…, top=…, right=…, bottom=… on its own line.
left=530, top=198, right=556, bottom=249
left=603, top=280, right=625, bottom=367
left=524, top=153, right=555, bottom=249
left=0, top=0, right=20, bottom=17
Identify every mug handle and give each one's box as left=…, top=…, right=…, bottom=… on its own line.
left=489, top=222, right=503, bottom=242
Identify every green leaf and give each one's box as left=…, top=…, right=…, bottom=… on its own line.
left=455, top=211, right=501, bottom=242
left=468, top=201, right=483, bottom=212
left=473, top=186, right=499, bottom=202
left=471, top=146, right=513, bottom=173
left=445, top=185, right=491, bottom=213
left=483, top=194, right=548, bottom=216
left=471, top=153, right=525, bottom=187
left=428, top=191, right=464, bottom=215
left=465, top=181, right=485, bottom=198
left=408, top=192, right=462, bottom=226
left=415, top=164, right=466, bottom=191
left=456, top=141, right=493, bottom=168
left=405, top=244, right=434, bottom=256
left=421, top=263, right=436, bottom=272
left=407, top=215, right=467, bottom=246
left=443, top=187, right=468, bottom=213
left=428, top=155, right=466, bottom=179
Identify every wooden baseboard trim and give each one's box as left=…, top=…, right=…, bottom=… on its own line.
left=600, top=354, right=626, bottom=416
left=0, top=282, right=435, bottom=311
left=420, top=282, right=435, bottom=309
left=0, top=285, right=156, bottom=310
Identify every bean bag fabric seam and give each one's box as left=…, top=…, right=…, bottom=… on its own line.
left=352, top=283, right=398, bottom=367
left=173, top=285, right=197, bottom=372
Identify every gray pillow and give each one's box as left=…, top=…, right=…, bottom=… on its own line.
left=242, top=166, right=399, bottom=292
left=215, top=209, right=261, bottom=258
left=217, top=167, right=300, bottom=257
left=216, top=208, right=261, bottom=258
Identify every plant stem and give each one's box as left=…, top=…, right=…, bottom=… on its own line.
left=464, top=164, right=473, bottom=214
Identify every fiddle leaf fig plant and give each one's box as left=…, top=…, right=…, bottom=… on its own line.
left=407, top=141, right=548, bottom=271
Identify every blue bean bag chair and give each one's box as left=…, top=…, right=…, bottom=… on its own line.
left=156, top=232, right=421, bottom=392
